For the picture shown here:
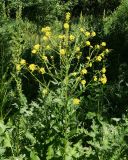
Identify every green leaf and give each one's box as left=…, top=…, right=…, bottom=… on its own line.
left=30, top=151, right=40, bottom=160
left=4, top=132, right=11, bottom=148
left=86, top=112, right=96, bottom=119
left=25, top=131, right=36, bottom=144
left=0, top=120, right=6, bottom=134
left=46, top=145, right=54, bottom=160
left=0, top=147, right=5, bottom=155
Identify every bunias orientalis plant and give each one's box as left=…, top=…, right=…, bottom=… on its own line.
left=16, top=13, right=110, bottom=159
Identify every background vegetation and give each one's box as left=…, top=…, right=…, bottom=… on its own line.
left=0, top=0, right=128, bottom=159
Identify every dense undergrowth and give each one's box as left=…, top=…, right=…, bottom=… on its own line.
left=0, top=0, right=128, bottom=159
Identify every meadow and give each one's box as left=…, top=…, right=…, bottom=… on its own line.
left=0, top=0, right=128, bottom=159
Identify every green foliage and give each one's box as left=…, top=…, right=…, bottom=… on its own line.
left=85, top=113, right=128, bottom=159
left=73, top=0, right=121, bottom=16
left=0, top=0, right=128, bottom=159
left=0, top=73, right=15, bottom=119
left=104, top=0, right=128, bottom=34
left=1, top=0, right=78, bottom=24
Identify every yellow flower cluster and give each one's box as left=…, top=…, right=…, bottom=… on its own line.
left=28, top=64, right=46, bottom=75
left=60, top=49, right=66, bottom=55
left=99, top=74, right=107, bottom=84
left=41, top=26, right=51, bottom=39
left=69, top=35, right=75, bottom=41
left=40, top=67, right=45, bottom=74
left=29, top=64, right=36, bottom=72
left=66, top=12, right=71, bottom=21
left=64, top=12, right=71, bottom=30
left=16, top=59, right=26, bottom=72
left=32, top=44, right=40, bottom=54
left=81, top=69, right=87, bottom=75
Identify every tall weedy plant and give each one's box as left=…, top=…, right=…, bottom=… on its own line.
left=16, top=13, right=110, bottom=159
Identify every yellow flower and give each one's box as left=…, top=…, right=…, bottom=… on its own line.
left=80, top=28, right=84, bottom=32
left=42, top=55, right=48, bottom=61
left=64, top=23, right=69, bottom=29
left=95, top=44, right=100, bottom=49
left=16, top=64, right=21, bottom=71
left=60, top=49, right=66, bottom=55
left=93, top=76, right=97, bottom=81
left=40, top=67, right=45, bottom=74
left=41, top=27, right=46, bottom=32
left=72, top=72, right=77, bottom=76
left=69, top=35, right=75, bottom=41
left=66, top=12, right=71, bottom=21
left=81, top=80, right=86, bottom=85
left=86, top=56, right=90, bottom=60
left=105, top=48, right=109, bottom=53
left=73, top=98, right=80, bottom=105
left=50, top=56, right=54, bottom=59
left=77, top=55, right=80, bottom=59
left=33, top=44, right=40, bottom=50
left=101, top=42, right=106, bottom=47
left=46, top=45, right=51, bottom=50
left=96, top=56, right=102, bottom=62
left=91, top=31, right=96, bottom=37
left=20, top=59, right=26, bottom=65
left=45, top=26, right=51, bottom=31
left=41, top=26, right=51, bottom=32
left=101, top=52, right=105, bottom=58
left=81, top=68, right=87, bottom=75
left=29, top=64, right=36, bottom=72
left=43, top=36, right=48, bottom=41
left=42, top=88, right=48, bottom=95
left=58, top=35, right=65, bottom=39
left=100, top=75, right=107, bottom=84
left=75, top=47, right=80, bottom=52
left=85, top=31, right=90, bottom=37
left=32, top=49, right=37, bottom=54
left=45, top=31, right=51, bottom=37
left=85, top=41, right=91, bottom=46
left=101, top=67, right=106, bottom=73
left=89, top=63, right=92, bottom=67
left=76, top=76, right=81, bottom=81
